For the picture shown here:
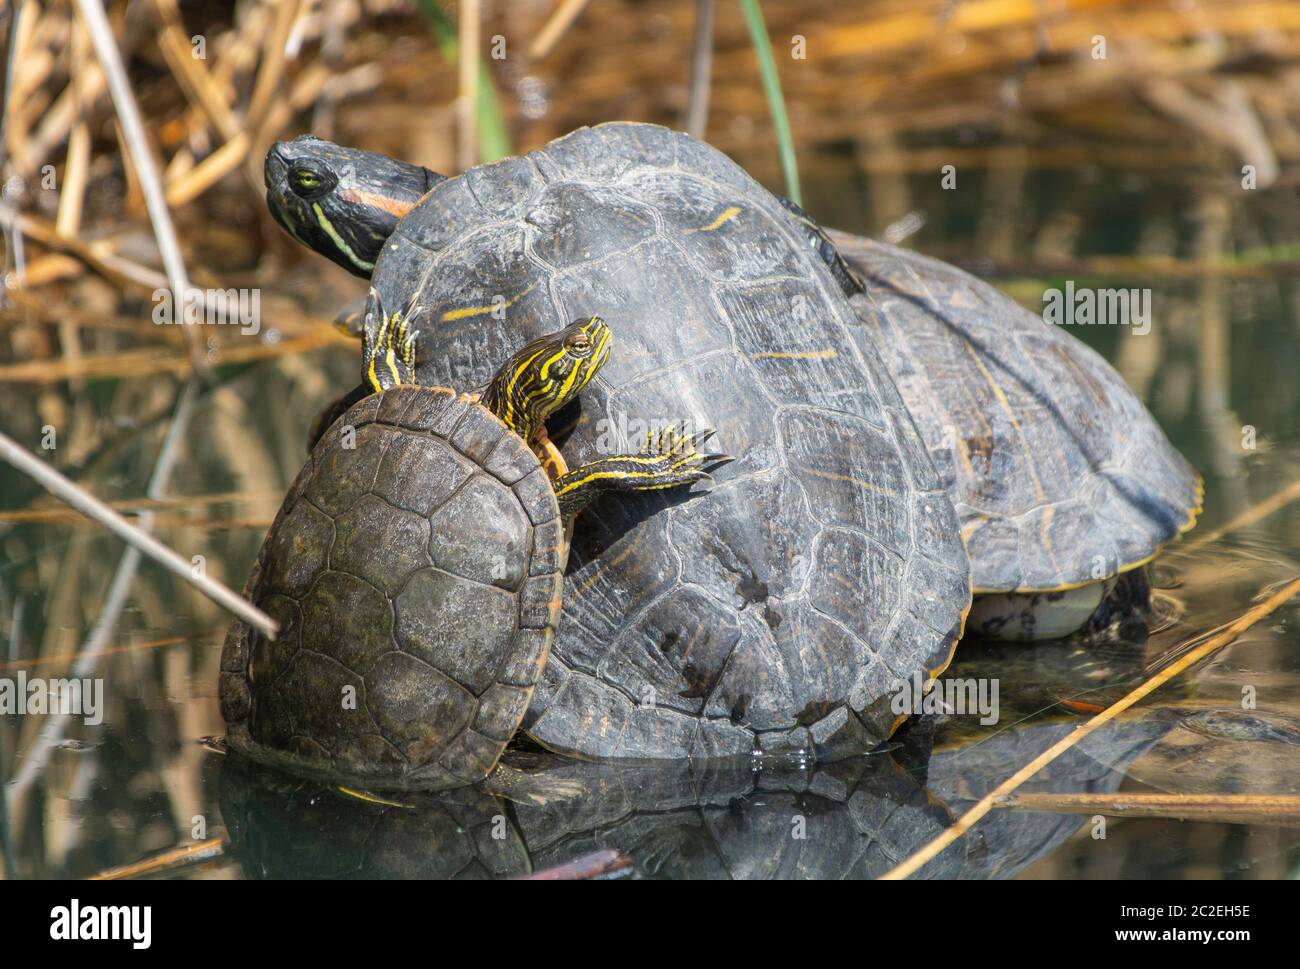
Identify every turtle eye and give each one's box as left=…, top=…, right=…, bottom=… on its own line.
left=289, top=167, right=325, bottom=197
left=565, top=334, right=592, bottom=353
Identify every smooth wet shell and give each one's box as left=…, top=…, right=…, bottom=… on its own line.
left=220, top=387, right=563, bottom=790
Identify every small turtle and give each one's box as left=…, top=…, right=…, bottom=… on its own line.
left=220, top=308, right=723, bottom=790
left=264, top=126, right=1199, bottom=645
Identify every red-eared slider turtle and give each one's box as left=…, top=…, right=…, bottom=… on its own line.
left=267, top=122, right=973, bottom=762
left=220, top=313, right=720, bottom=790
left=265, top=126, right=1200, bottom=644
left=819, top=230, right=1200, bottom=639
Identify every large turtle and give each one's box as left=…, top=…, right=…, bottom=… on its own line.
left=265, top=124, right=1200, bottom=643
left=220, top=314, right=720, bottom=790
left=798, top=222, right=1201, bottom=640
left=266, top=122, right=974, bottom=763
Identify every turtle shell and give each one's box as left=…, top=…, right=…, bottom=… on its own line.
left=830, top=232, right=1202, bottom=593
left=365, top=122, right=972, bottom=761
left=220, top=386, right=564, bottom=790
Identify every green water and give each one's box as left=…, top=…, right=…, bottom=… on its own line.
left=2, top=161, right=1299, bottom=880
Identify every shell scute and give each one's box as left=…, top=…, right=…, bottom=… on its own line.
left=513, top=467, right=559, bottom=525
left=261, top=499, right=332, bottom=598
left=303, top=422, right=388, bottom=517
left=366, top=651, right=476, bottom=758
left=527, top=182, right=657, bottom=272
left=330, top=492, right=431, bottom=596
left=427, top=474, right=531, bottom=590
left=394, top=568, right=520, bottom=692
left=373, top=432, right=475, bottom=517
left=448, top=403, right=508, bottom=464
left=299, top=571, right=391, bottom=677
left=595, top=585, right=742, bottom=717
left=527, top=517, right=566, bottom=577
left=841, top=234, right=1200, bottom=591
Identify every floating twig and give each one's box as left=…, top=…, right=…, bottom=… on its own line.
left=1184, top=477, right=1300, bottom=551
left=86, top=838, right=226, bottom=880
left=0, top=327, right=346, bottom=384
left=995, top=792, right=1300, bottom=827
left=0, top=489, right=283, bottom=524
left=7, top=382, right=201, bottom=830
left=0, top=631, right=215, bottom=674
left=683, top=0, right=715, bottom=139
left=522, top=848, right=634, bottom=880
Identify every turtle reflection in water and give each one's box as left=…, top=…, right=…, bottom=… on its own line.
left=221, top=308, right=725, bottom=791
left=216, top=715, right=1172, bottom=880
left=265, top=122, right=1199, bottom=650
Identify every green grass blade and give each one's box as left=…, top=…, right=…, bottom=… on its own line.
left=739, top=0, right=800, bottom=204
left=415, top=0, right=512, bottom=163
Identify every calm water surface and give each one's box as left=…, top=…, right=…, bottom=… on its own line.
left=2, top=162, right=1299, bottom=879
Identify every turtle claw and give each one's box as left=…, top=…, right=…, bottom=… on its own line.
left=365, top=294, right=421, bottom=391
left=561, top=421, right=732, bottom=512
left=640, top=424, right=723, bottom=461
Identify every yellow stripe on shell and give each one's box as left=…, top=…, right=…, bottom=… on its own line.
left=440, top=282, right=539, bottom=322
left=751, top=349, right=838, bottom=360
left=687, top=206, right=742, bottom=233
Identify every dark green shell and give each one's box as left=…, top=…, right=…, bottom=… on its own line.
left=830, top=232, right=1202, bottom=593
left=220, top=387, right=564, bottom=790
left=364, top=122, right=972, bottom=761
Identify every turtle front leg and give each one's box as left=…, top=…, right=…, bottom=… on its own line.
left=362, top=286, right=420, bottom=392
left=553, top=426, right=732, bottom=519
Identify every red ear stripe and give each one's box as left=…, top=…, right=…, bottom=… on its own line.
left=339, top=187, right=418, bottom=219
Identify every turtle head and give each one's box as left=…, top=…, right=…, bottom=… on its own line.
left=483, top=317, right=612, bottom=440
left=264, top=135, right=442, bottom=278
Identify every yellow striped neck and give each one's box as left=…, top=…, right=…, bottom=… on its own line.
left=481, top=318, right=610, bottom=443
